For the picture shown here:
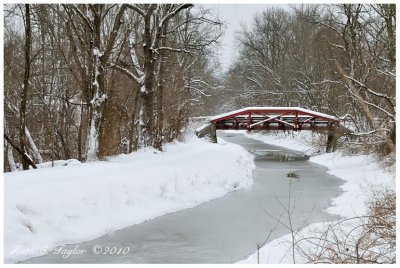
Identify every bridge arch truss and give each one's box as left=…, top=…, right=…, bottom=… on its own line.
left=196, top=107, right=340, bottom=152
left=209, top=107, right=339, bottom=131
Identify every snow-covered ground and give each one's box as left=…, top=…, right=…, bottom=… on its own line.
left=4, top=137, right=255, bottom=263
left=228, top=130, right=396, bottom=264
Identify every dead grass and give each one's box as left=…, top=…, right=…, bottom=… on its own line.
left=298, top=188, right=396, bottom=264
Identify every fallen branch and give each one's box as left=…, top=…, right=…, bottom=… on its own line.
left=4, top=134, right=37, bottom=169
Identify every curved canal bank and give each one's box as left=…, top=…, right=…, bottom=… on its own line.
left=24, top=132, right=344, bottom=263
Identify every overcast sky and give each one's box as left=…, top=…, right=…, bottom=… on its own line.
left=203, top=4, right=270, bottom=71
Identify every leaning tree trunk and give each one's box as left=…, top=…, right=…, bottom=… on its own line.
left=6, top=143, right=17, bottom=172
left=25, top=126, right=43, bottom=163
left=4, top=134, right=37, bottom=169
left=19, top=4, right=32, bottom=170
left=4, top=120, right=17, bottom=171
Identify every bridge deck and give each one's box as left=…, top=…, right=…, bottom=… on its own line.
left=209, top=107, right=339, bottom=131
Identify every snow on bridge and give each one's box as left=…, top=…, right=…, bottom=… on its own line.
left=196, top=107, right=340, bottom=152
left=209, top=107, right=339, bottom=131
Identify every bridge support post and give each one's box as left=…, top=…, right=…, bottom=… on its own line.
left=195, top=123, right=217, bottom=143
left=209, top=123, right=217, bottom=143
left=326, top=130, right=337, bottom=153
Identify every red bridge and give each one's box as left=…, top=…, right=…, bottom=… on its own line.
left=210, top=107, right=339, bottom=131
left=196, top=107, right=340, bottom=152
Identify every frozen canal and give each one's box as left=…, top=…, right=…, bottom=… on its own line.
left=24, top=132, right=343, bottom=263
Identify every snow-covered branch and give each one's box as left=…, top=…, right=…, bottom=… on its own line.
left=102, top=4, right=127, bottom=62
left=127, top=30, right=144, bottom=77
left=126, top=4, right=145, bottom=18
left=159, top=4, right=193, bottom=28
left=346, top=76, right=396, bottom=103
left=67, top=5, right=93, bottom=30
left=109, top=62, right=143, bottom=84
left=157, top=46, right=191, bottom=54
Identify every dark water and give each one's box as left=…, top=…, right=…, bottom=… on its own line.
left=23, top=132, right=343, bottom=264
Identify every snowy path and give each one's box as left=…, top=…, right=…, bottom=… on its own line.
left=23, top=133, right=343, bottom=263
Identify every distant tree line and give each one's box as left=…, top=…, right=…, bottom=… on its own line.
left=3, top=4, right=395, bottom=171
left=217, top=4, right=395, bottom=155
left=4, top=4, right=223, bottom=171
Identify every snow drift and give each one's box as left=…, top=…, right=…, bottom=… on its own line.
left=4, top=137, right=255, bottom=263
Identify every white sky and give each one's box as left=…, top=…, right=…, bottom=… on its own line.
left=197, top=0, right=381, bottom=71
left=203, top=4, right=284, bottom=72
left=203, top=4, right=267, bottom=71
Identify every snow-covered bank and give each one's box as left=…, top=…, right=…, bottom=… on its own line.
left=310, top=152, right=394, bottom=218
left=4, top=137, right=255, bottom=263
left=228, top=130, right=395, bottom=263
left=230, top=130, right=395, bottom=218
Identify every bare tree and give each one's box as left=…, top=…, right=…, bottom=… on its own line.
left=62, top=4, right=127, bottom=160
left=227, top=4, right=395, bottom=155
left=3, top=3, right=223, bottom=169
left=19, top=4, right=32, bottom=170
left=113, top=4, right=222, bottom=149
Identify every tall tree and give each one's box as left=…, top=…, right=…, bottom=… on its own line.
left=64, top=4, right=127, bottom=160
left=127, top=4, right=193, bottom=148
left=3, top=3, right=222, bottom=170
left=19, top=4, right=32, bottom=170
left=225, top=4, right=395, bottom=154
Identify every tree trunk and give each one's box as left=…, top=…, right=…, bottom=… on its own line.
left=85, top=4, right=127, bottom=160
left=6, top=143, right=17, bottom=172
left=153, top=23, right=169, bottom=150
left=5, top=134, right=37, bottom=169
left=4, top=120, right=17, bottom=171
left=389, top=123, right=396, bottom=147
left=153, top=61, right=165, bottom=150
left=19, top=4, right=31, bottom=170
left=381, top=4, right=396, bottom=69
left=25, top=126, right=43, bottom=163
left=86, top=5, right=106, bottom=161
left=138, top=6, right=157, bottom=148
left=129, top=87, right=141, bottom=152
left=77, top=101, right=84, bottom=161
